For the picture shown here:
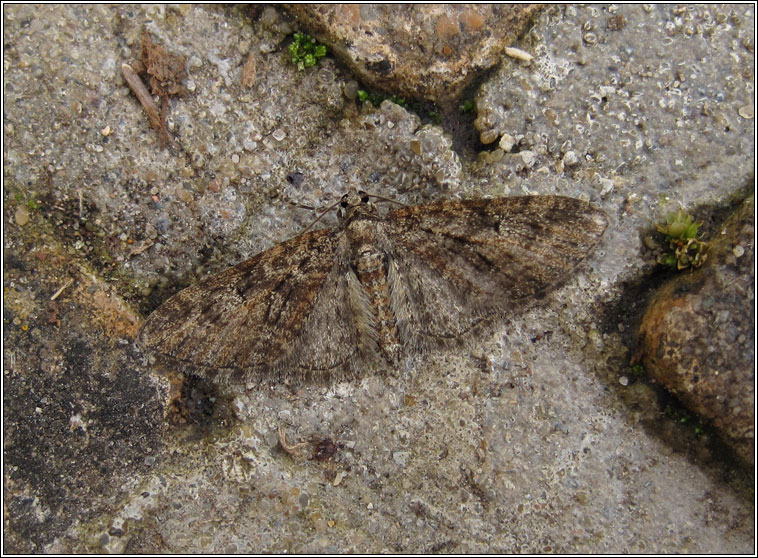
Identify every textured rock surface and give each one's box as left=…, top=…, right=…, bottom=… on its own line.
left=638, top=196, right=754, bottom=465
left=3, top=4, right=754, bottom=554
left=471, top=4, right=755, bottom=206
left=286, top=4, right=542, bottom=103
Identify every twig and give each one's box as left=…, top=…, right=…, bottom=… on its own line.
left=50, top=278, right=74, bottom=301
left=127, top=240, right=154, bottom=258
left=121, top=63, right=174, bottom=148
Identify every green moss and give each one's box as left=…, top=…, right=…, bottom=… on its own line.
left=664, top=403, right=705, bottom=436
left=459, top=99, right=475, bottom=113
left=356, top=89, right=408, bottom=108
left=629, top=363, right=645, bottom=377
left=288, top=32, right=328, bottom=70
left=656, top=208, right=710, bottom=270
left=12, top=189, right=38, bottom=209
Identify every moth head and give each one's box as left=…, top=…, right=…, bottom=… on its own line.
left=337, top=189, right=376, bottom=221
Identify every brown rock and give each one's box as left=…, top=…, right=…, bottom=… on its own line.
left=285, top=4, right=542, bottom=104
left=637, top=196, right=755, bottom=465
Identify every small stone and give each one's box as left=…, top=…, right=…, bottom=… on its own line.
left=738, top=105, right=754, bottom=119
left=480, top=129, right=499, bottom=145
left=562, top=150, right=579, bottom=166
left=520, top=150, right=536, bottom=168
left=488, top=148, right=504, bottom=163
left=15, top=206, right=30, bottom=226
left=498, top=133, right=516, bottom=152
left=332, top=470, right=346, bottom=486
left=599, top=177, right=614, bottom=196
left=342, top=80, right=359, bottom=100
left=174, top=186, right=193, bottom=204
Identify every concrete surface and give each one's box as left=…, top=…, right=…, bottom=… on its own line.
left=3, top=4, right=754, bottom=553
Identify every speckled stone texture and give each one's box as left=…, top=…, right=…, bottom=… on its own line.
left=286, top=4, right=542, bottom=103
left=638, top=195, right=754, bottom=465
left=3, top=4, right=754, bottom=554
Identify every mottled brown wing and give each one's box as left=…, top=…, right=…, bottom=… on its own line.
left=138, top=227, right=361, bottom=384
left=381, top=195, right=608, bottom=345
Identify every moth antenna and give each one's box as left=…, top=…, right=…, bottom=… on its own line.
left=285, top=199, right=317, bottom=211
left=364, top=192, right=408, bottom=207
left=300, top=197, right=344, bottom=234
left=279, top=189, right=316, bottom=211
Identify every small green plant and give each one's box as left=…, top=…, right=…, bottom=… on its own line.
left=288, top=32, right=327, bottom=70
left=14, top=191, right=39, bottom=210
left=629, top=363, right=645, bottom=377
left=657, top=208, right=710, bottom=270
left=664, top=404, right=705, bottom=436
left=356, top=89, right=408, bottom=108
left=459, top=99, right=475, bottom=113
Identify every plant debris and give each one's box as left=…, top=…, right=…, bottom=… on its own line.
left=123, top=31, right=187, bottom=149
left=241, top=51, right=257, bottom=88
left=141, top=31, right=187, bottom=98
left=121, top=63, right=172, bottom=148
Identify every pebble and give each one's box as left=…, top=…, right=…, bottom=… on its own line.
left=15, top=206, right=30, bottom=226
left=499, top=133, right=516, bottom=152
left=520, top=150, right=536, bottom=168
left=738, top=105, right=754, bottom=119
left=175, top=186, right=193, bottom=204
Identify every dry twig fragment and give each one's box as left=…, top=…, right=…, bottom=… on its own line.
left=241, top=51, right=257, bottom=88
left=123, top=31, right=187, bottom=148
left=503, top=46, right=533, bottom=62
left=121, top=63, right=173, bottom=148
left=50, top=278, right=75, bottom=301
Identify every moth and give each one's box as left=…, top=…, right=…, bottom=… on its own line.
left=139, top=190, right=608, bottom=385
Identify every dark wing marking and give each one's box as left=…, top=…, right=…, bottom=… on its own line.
left=138, top=227, right=362, bottom=384
left=382, top=196, right=608, bottom=342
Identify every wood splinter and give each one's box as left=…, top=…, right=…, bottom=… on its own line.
left=121, top=63, right=175, bottom=149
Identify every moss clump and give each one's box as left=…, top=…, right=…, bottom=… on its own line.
left=356, top=89, right=408, bottom=108
left=459, top=99, right=475, bottom=113
left=288, top=32, right=327, bottom=70
left=657, top=208, right=710, bottom=270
